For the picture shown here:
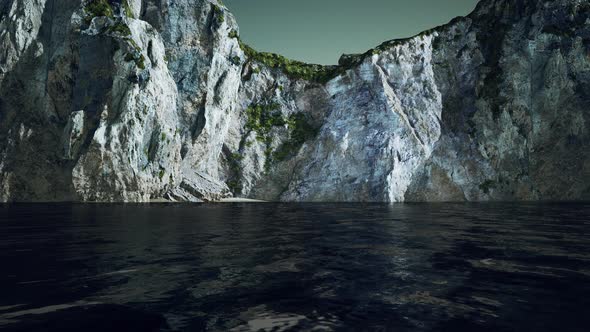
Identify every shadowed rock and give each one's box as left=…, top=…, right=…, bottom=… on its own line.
left=0, top=0, right=588, bottom=202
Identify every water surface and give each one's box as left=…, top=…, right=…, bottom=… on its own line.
left=1, top=203, right=589, bottom=331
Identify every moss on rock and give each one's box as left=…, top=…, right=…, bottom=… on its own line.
left=122, top=0, right=134, bottom=18
left=228, top=29, right=239, bottom=39
left=245, top=103, right=284, bottom=140
left=225, top=152, right=244, bottom=194
left=274, top=113, right=319, bottom=161
left=108, top=22, right=131, bottom=36
left=479, top=180, right=496, bottom=194
left=243, top=102, right=319, bottom=168
left=212, top=4, right=225, bottom=24
left=237, top=39, right=339, bottom=84
left=85, top=0, right=114, bottom=20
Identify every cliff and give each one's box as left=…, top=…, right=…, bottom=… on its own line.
left=0, top=0, right=588, bottom=202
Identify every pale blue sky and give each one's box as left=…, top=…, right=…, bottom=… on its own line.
left=225, top=0, right=479, bottom=64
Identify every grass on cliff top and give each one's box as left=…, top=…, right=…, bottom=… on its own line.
left=337, top=16, right=465, bottom=67
left=234, top=36, right=340, bottom=84
left=231, top=18, right=455, bottom=83
left=212, top=4, right=225, bottom=23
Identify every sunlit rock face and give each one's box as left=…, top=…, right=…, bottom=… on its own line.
left=0, top=0, right=588, bottom=202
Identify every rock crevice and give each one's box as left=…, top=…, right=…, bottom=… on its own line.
left=0, top=0, right=588, bottom=202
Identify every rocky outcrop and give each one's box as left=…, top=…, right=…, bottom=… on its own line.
left=0, top=0, right=588, bottom=202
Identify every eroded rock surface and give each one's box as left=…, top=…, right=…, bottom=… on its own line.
left=0, top=0, right=588, bottom=202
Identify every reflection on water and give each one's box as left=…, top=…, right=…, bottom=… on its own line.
left=1, top=203, right=589, bottom=331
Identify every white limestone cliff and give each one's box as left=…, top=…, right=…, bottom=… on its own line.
left=0, top=0, right=588, bottom=202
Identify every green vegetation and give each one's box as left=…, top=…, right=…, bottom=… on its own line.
left=226, top=152, right=244, bottom=194
left=228, top=29, right=239, bottom=39
left=336, top=22, right=453, bottom=69
left=85, top=0, right=114, bottom=21
left=242, top=102, right=319, bottom=168
left=225, top=103, right=319, bottom=188
left=229, top=55, right=241, bottom=66
left=108, top=22, right=131, bottom=36
left=245, top=103, right=284, bottom=140
left=158, top=168, right=165, bottom=180
left=124, top=50, right=145, bottom=70
left=238, top=40, right=338, bottom=83
left=244, top=102, right=283, bottom=166
left=233, top=17, right=453, bottom=84
left=123, top=38, right=146, bottom=70
left=84, top=0, right=146, bottom=71
left=161, top=132, right=167, bottom=141
left=226, top=103, right=300, bottom=194
left=479, top=180, right=496, bottom=194
left=226, top=179, right=240, bottom=194
left=273, top=113, right=318, bottom=161
left=127, top=38, right=139, bottom=50
left=84, top=0, right=134, bottom=23
left=122, top=0, right=134, bottom=18
left=212, top=4, right=224, bottom=24
left=136, top=54, right=145, bottom=69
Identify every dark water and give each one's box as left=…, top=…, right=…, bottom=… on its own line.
left=1, top=203, right=590, bottom=332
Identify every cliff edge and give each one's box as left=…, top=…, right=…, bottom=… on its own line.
left=0, top=0, right=588, bottom=202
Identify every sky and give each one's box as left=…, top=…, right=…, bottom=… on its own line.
left=224, top=0, right=479, bottom=65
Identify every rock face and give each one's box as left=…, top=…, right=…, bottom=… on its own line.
left=0, top=0, right=588, bottom=202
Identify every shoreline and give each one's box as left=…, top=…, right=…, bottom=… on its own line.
left=149, top=197, right=267, bottom=203
left=218, top=198, right=267, bottom=203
